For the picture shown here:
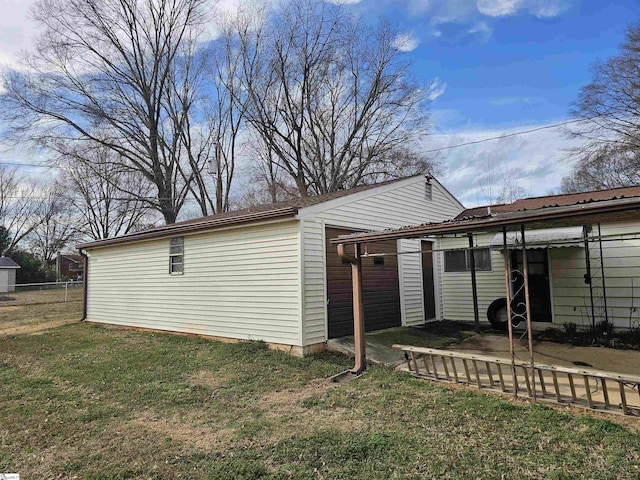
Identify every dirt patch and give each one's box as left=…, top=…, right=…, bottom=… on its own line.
left=0, top=319, right=77, bottom=337
left=257, top=379, right=334, bottom=413
left=0, top=295, right=16, bottom=302
left=186, top=369, right=232, bottom=389
left=0, top=306, right=22, bottom=312
left=127, top=410, right=236, bottom=450
left=255, top=379, right=366, bottom=437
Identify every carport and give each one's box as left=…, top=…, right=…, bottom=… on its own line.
left=332, top=195, right=640, bottom=415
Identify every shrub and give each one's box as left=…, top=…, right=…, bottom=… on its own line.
left=562, top=322, right=578, bottom=336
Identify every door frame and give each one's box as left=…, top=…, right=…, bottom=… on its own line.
left=421, top=239, right=440, bottom=323
left=509, top=247, right=554, bottom=325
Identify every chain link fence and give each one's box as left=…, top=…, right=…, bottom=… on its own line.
left=0, top=281, right=84, bottom=307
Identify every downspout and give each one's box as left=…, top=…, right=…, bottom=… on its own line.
left=337, top=243, right=366, bottom=374
left=79, top=248, right=88, bottom=321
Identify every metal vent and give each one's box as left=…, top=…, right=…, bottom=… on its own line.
left=425, top=182, right=433, bottom=201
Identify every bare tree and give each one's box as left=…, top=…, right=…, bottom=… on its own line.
left=29, top=183, right=77, bottom=266
left=57, top=145, right=156, bottom=240
left=0, top=164, right=42, bottom=254
left=180, top=21, right=249, bottom=215
left=564, top=22, right=640, bottom=192
left=475, top=152, right=529, bottom=205
left=236, top=0, right=433, bottom=197
left=1, top=0, right=215, bottom=223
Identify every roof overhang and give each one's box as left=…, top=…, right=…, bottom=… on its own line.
left=330, top=195, right=640, bottom=246
left=489, top=226, right=584, bottom=249
left=77, top=207, right=298, bottom=250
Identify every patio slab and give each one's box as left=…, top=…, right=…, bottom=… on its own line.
left=453, top=334, right=640, bottom=377
left=326, top=323, right=476, bottom=366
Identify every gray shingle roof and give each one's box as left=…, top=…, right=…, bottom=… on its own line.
left=0, top=257, right=20, bottom=268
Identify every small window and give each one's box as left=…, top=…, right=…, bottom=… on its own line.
left=373, top=256, right=384, bottom=266
left=444, top=251, right=467, bottom=272
left=444, top=248, right=492, bottom=272
left=169, top=237, right=184, bottom=275
left=473, top=248, right=492, bottom=271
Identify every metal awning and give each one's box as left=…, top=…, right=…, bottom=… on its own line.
left=489, top=226, right=584, bottom=249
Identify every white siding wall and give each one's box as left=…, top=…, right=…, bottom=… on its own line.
left=439, top=234, right=505, bottom=323
left=551, top=221, right=640, bottom=329
left=86, top=221, right=302, bottom=345
left=0, top=270, right=9, bottom=293
left=439, top=220, right=640, bottom=329
left=299, top=178, right=464, bottom=345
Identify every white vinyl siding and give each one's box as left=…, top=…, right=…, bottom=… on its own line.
left=299, top=178, right=464, bottom=345
left=86, top=221, right=302, bottom=345
left=439, top=220, right=640, bottom=330
left=439, top=234, right=505, bottom=323
left=551, top=221, right=640, bottom=329
left=398, top=238, right=425, bottom=326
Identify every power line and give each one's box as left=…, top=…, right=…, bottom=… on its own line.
left=0, top=115, right=603, bottom=166
left=0, top=161, right=53, bottom=168
left=424, top=117, right=587, bottom=154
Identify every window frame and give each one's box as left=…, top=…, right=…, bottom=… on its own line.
left=444, top=248, right=492, bottom=273
left=169, top=236, right=184, bottom=275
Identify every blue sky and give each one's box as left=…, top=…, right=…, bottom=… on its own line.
left=1, top=0, right=639, bottom=206
left=338, top=0, right=640, bottom=204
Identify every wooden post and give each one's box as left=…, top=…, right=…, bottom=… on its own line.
left=337, top=243, right=366, bottom=375
left=503, top=227, right=518, bottom=398
left=351, top=243, right=366, bottom=374
left=468, top=233, right=480, bottom=333
left=520, top=225, right=536, bottom=401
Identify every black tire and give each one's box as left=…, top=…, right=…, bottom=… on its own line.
left=487, top=297, right=509, bottom=330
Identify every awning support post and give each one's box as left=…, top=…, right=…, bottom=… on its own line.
left=502, top=227, right=517, bottom=398
left=337, top=243, right=366, bottom=374
left=468, top=233, right=480, bottom=333
left=520, top=224, right=536, bottom=401
left=583, top=226, right=596, bottom=329
left=597, top=223, right=609, bottom=324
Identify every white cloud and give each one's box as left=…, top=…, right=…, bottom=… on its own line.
left=427, top=121, right=582, bottom=206
left=0, top=0, right=38, bottom=68
left=391, top=32, right=420, bottom=52
left=476, top=0, right=521, bottom=17
left=476, top=0, right=570, bottom=19
left=426, top=78, right=447, bottom=101
left=325, top=0, right=363, bottom=4
left=467, top=21, right=492, bottom=41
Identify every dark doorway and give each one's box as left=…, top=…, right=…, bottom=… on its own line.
left=510, top=249, right=553, bottom=322
left=326, top=227, right=401, bottom=338
left=421, top=241, right=436, bottom=320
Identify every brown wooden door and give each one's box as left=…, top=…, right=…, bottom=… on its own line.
left=422, top=241, right=436, bottom=320
left=326, top=227, right=401, bottom=338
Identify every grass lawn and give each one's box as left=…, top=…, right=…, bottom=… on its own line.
left=0, top=323, right=639, bottom=479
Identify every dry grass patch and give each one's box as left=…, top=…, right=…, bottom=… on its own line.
left=0, top=287, right=82, bottom=335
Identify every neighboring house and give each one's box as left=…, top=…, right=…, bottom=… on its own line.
left=438, top=186, right=640, bottom=330
left=54, top=253, right=85, bottom=281
left=0, top=257, right=20, bottom=293
left=77, top=176, right=464, bottom=355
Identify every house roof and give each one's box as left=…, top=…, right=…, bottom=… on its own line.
left=330, top=185, right=640, bottom=245
left=456, top=186, right=640, bottom=220
left=0, top=257, right=20, bottom=269
left=77, top=175, right=427, bottom=250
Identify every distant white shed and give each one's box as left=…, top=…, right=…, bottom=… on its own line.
left=0, top=257, right=20, bottom=293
